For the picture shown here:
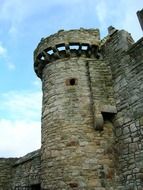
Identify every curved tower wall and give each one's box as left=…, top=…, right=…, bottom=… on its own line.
left=34, top=29, right=117, bottom=189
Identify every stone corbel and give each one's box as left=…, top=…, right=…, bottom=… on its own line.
left=94, top=113, right=104, bottom=131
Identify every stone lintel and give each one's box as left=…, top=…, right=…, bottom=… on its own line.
left=100, top=105, right=117, bottom=114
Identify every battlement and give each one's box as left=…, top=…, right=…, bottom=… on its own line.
left=34, top=28, right=100, bottom=78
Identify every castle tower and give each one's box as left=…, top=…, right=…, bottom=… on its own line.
left=34, top=29, right=117, bottom=189
left=0, top=11, right=142, bottom=189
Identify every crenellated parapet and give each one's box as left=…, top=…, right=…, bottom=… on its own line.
left=34, top=28, right=100, bottom=77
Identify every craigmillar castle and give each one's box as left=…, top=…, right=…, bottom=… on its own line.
left=0, top=9, right=143, bottom=190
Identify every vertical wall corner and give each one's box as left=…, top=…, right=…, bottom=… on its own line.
left=137, top=9, right=143, bottom=31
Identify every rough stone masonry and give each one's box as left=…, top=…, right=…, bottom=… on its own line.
left=0, top=9, right=143, bottom=190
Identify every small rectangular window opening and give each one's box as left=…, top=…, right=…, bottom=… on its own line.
left=69, top=45, right=79, bottom=50
left=57, top=46, right=66, bottom=51
left=31, top=184, right=41, bottom=190
left=47, top=49, right=54, bottom=55
left=102, top=112, right=115, bottom=122
left=65, top=78, right=78, bottom=86
left=81, top=45, right=88, bottom=50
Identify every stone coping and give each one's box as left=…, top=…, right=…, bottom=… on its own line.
left=13, top=149, right=40, bottom=166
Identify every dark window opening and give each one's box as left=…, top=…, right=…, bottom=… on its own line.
left=70, top=78, right=76, bottom=85
left=31, top=184, right=41, bottom=190
left=96, top=54, right=100, bottom=59
left=66, top=78, right=78, bottom=86
left=102, top=112, right=115, bottom=122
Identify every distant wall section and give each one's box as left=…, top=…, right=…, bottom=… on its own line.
left=11, top=150, right=41, bottom=189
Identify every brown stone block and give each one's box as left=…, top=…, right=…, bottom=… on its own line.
left=68, top=182, right=79, bottom=188
left=66, top=139, right=79, bottom=147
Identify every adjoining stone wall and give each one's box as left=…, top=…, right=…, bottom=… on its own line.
left=102, top=30, right=143, bottom=190
left=127, top=37, right=143, bottom=121
left=11, top=150, right=40, bottom=189
left=0, top=158, right=17, bottom=190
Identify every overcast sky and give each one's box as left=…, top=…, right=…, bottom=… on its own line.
left=0, top=0, right=142, bottom=157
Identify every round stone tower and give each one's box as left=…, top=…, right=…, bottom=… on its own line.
left=34, top=29, right=117, bottom=189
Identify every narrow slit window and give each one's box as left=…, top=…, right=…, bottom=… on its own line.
left=66, top=78, right=78, bottom=86
left=70, top=78, right=76, bottom=85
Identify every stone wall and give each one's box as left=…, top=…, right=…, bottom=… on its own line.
left=102, top=29, right=143, bottom=190
left=12, top=150, right=41, bottom=189
left=0, top=158, right=17, bottom=190
left=0, top=150, right=40, bottom=190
